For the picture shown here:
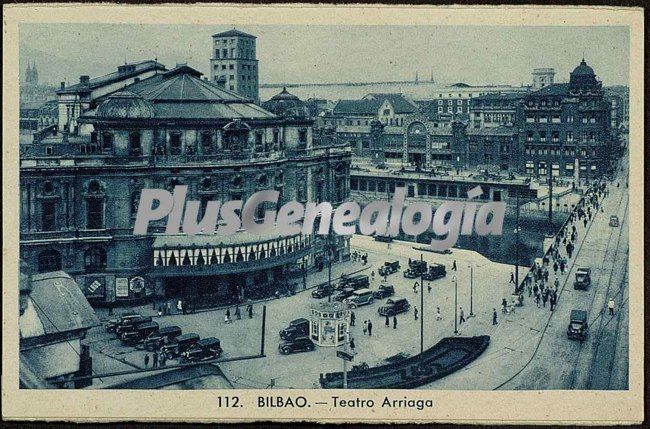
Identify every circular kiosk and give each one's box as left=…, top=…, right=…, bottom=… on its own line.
left=309, top=301, right=349, bottom=347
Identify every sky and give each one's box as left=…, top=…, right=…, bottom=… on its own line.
left=19, top=24, right=629, bottom=88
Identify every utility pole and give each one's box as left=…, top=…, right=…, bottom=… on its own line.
left=327, top=240, right=332, bottom=303
left=515, top=190, right=521, bottom=293
left=469, top=262, right=474, bottom=317
left=343, top=325, right=349, bottom=388
left=453, top=275, right=458, bottom=335
left=419, top=253, right=424, bottom=364
left=548, top=153, right=553, bottom=222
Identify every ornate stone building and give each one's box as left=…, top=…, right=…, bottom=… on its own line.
left=20, top=65, right=351, bottom=307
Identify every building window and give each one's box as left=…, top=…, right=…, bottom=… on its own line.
left=526, top=115, right=535, bottom=123
left=526, top=132, right=534, bottom=142
left=540, top=132, right=546, bottom=142
left=129, top=132, right=142, bottom=156
left=590, top=117, right=596, bottom=124
left=86, top=198, right=104, bottom=229
left=552, top=132, right=559, bottom=143
left=38, top=249, right=61, bottom=273
left=102, top=132, right=113, bottom=151
left=201, top=132, right=213, bottom=154
left=298, top=129, right=308, bottom=147
left=41, top=201, right=56, bottom=231
left=255, top=132, right=264, bottom=151
left=84, top=246, right=107, bottom=273
left=170, top=133, right=182, bottom=155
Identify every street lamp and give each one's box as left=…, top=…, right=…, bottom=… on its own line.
left=514, top=189, right=521, bottom=294
left=468, top=262, right=474, bottom=317
left=453, top=275, right=458, bottom=335
left=327, top=240, right=333, bottom=303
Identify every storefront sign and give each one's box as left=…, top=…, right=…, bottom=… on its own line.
left=83, top=276, right=105, bottom=298
left=129, top=276, right=145, bottom=293
left=115, top=277, right=129, bottom=297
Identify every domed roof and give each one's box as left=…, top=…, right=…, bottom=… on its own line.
left=270, top=87, right=300, bottom=101
left=571, top=59, right=595, bottom=76
left=96, top=91, right=155, bottom=119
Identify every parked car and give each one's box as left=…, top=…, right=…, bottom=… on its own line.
left=181, top=337, right=223, bottom=362
left=279, top=336, right=316, bottom=355
left=279, top=318, right=310, bottom=340
left=378, top=261, right=400, bottom=277
left=343, top=288, right=375, bottom=308
left=337, top=274, right=370, bottom=290
left=105, top=312, right=140, bottom=333
left=140, top=326, right=183, bottom=351
left=574, top=268, right=592, bottom=290
left=609, top=215, right=620, bottom=227
left=121, top=321, right=160, bottom=346
left=378, top=297, right=411, bottom=316
left=332, top=287, right=356, bottom=302
left=115, top=316, right=152, bottom=337
left=567, top=309, right=589, bottom=341
left=373, top=284, right=395, bottom=299
left=312, top=283, right=334, bottom=299
left=403, top=260, right=427, bottom=278
left=422, top=263, right=447, bottom=281
left=161, top=333, right=201, bottom=359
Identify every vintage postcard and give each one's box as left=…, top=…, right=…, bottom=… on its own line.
left=2, top=3, right=644, bottom=424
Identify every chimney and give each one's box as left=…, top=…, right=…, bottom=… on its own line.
left=60, top=81, right=65, bottom=90
left=79, top=75, right=90, bottom=85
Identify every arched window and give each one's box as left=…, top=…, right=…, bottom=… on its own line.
left=86, top=181, right=104, bottom=229
left=38, top=249, right=61, bottom=273
left=84, top=246, right=107, bottom=272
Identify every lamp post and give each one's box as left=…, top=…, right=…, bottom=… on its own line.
left=515, top=190, right=521, bottom=294
left=468, top=262, right=474, bottom=317
left=327, top=240, right=333, bottom=303
left=419, top=254, right=424, bottom=364
left=453, top=275, right=458, bottom=335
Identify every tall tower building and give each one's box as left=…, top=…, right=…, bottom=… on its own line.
left=210, top=29, right=259, bottom=103
left=532, top=68, right=555, bottom=90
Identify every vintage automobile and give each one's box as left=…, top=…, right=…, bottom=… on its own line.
left=609, top=215, right=620, bottom=227
left=279, top=318, right=310, bottom=340
left=403, top=260, right=427, bottom=278
left=279, top=336, right=316, bottom=355
left=311, top=283, right=335, bottom=299
left=337, top=274, right=370, bottom=291
left=378, top=261, right=400, bottom=277
left=121, top=321, right=160, bottom=346
left=332, top=287, right=356, bottom=302
left=378, top=297, right=411, bottom=316
left=343, top=288, right=375, bottom=308
left=567, top=309, right=589, bottom=341
left=105, top=312, right=140, bottom=333
left=181, top=337, right=223, bottom=362
left=115, top=316, right=152, bottom=337
left=373, top=284, right=395, bottom=299
left=161, top=333, right=201, bottom=359
left=422, top=263, right=447, bottom=281
left=574, top=268, right=592, bottom=290
left=140, top=326, right=183, bottom=351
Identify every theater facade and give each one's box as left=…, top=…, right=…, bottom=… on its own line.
left=19, top=65, right=351, bottom=306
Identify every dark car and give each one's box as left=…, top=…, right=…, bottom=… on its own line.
left=105, top=312, right=140, bottom=333
left=312, top=283, right=334, bottom=299
left=567, top=309, right=589, bottom=341
left=378, top=261, right=400, bottom=277
left=403, top=260, right=427, bottom=278
left=279, top=336, right=316, bottom=355
left=121, top=321, right=160, bottom=346
left=279, top=318, right=310, bottom=340
left=373, top=284, right=395, bottom=299
left=337, top=274, right=370, bottom=291
left=115, top=316, right=152, bottom=337
left=378, top=297, right=410, bottom=316
left=181, top=337, right=223, bottom=362
left=140, top=326, right=183, bottom=351
left=332, top=287, right=356, bottom=302
left=161, top=333, right=201, bottom=359
left=422, top=263, right=447, bottom=281
left=574, top=268, right=592, bottom=290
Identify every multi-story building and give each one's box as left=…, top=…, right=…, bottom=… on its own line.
left=469, top=92, right=523, bottom=129
left=519, top=59, right=615, bottom=180
left=20, top=64, right=351, bottom=307
left=210, top=29, right=259, bottom=103
left=532, top=68, right=556, bottom=90
left=55, top=60, right=167, bottom=133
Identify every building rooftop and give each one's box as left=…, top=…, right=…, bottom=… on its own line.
left=528, top=83, right=570, bottom=96
left=212, top=29, right=256, bottom=39
left=57, top=60, right=166, bottom=95
left=333, top=93, right=418, bottom=116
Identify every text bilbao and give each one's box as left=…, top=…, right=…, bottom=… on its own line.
left=133, top=186, right=506, bottom=251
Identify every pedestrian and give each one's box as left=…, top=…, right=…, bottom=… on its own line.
left=235, top=305, right=241, bottom=320
left=554, top=277, right=560, bottom=292
left=350, top=311, right=356, bottom=327
left=226, top=307, right=231, bottom=319
left=510, top=272, right=515, bottom=284
left=459, top=307, right=465, bottom=324
left=544, top=270, right=549, bottom=283
left=414, top=306, right=418, bottom=320
left=385, top=315, right=390, bottom=327
left=436, top=307, right=442, bottom=320
left=371, top=270, right=375, bottom=280
left=153, top=351, right=159, bottom=368
left=608, top=298, right=615, bottom=316
left=542, top=291, right=548, bottom=307
left=549, top=295, right=555, bottom=311
left=553, top=261, right=558, bottom=274
left=144, top=354, right=150, bottom=368
left=177, top=299, right=182, bottom=312
left=393, top=316, right=397, bottom=329
left=502, top=298, right=508, bottom=313
left=247, top=304, right=253, bottom=319
left=158, top=306, right=163, bottom=317
left=408, top=257, right=412, bottom=266
left=427, top=283, right=432, bottom=294
left=583, top=218, right=588, bottom=228
left=492, top=308, right=498, bottom=325
left=535, top=292, right=540, bottom=308
left=560, top=260, right=566, bottom=274
left=363, top=320, right=368, bottom=335
left=166, top=301, right=171, bottom=315
left=452, top=260, right=457, bottom=271
left=368, top=320, right=373, bottom=336
left=160, top=352, right=167, bottom=367
left=413, top=281, right=419, bottom=293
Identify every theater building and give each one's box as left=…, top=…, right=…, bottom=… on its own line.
left=19, top=64, right=351, bottom=307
